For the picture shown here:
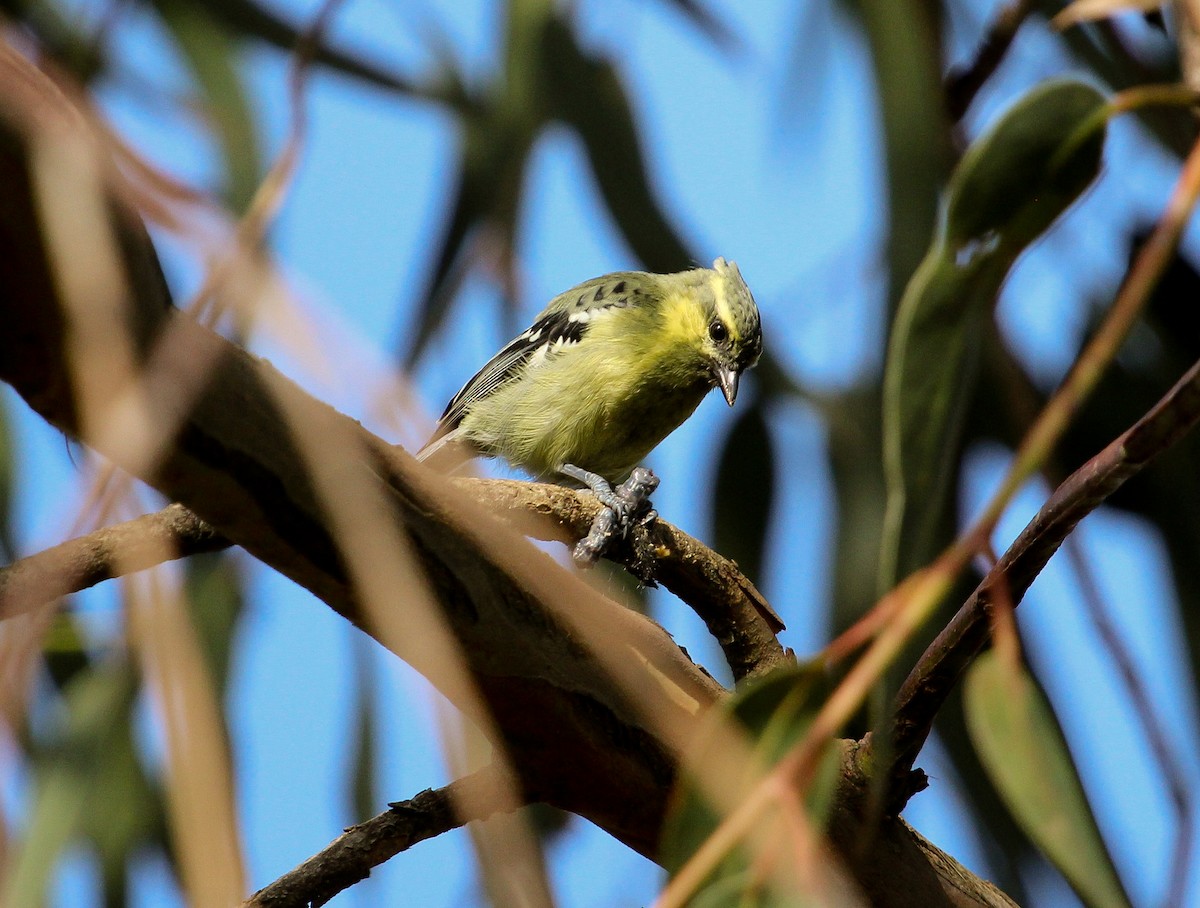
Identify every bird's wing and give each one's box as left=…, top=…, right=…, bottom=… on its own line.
left=425, top=272, right=653, bottom=441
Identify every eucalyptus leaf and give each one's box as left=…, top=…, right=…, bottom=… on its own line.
left=661, top=665, right=840, bottom=903
left=880, top=80, right=1107, bottom=588
left=155, top=0, right=261, bottom=211
left=965, top=650, right=1131, bottom=908
left=541, top=15, right=693, bottom=273
left=4, top=664, right=148, bottom=908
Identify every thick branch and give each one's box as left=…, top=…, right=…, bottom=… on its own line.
left=886, top=356, right=1200, bottom=806
left=245, top=769, right=514, bottom=908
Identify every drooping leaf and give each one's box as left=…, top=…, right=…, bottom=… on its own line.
left=402, top=112, right=533, bottom=367
left=713, top=400, right=775, bottom=587
left=183, top=552, right=244, bottom=696
left=349, top=635, right=377, bottom=825
left=661, top=665, right=840, bottom=904
left=5, top=662, right=160, bottom=908
left=879, top=80, right=1108, bottom=588
left=965, top=650, right=1131, bottom=908
left=843, top=0, right=948, bottom=319
left=154, top=0, right=262, bottom=211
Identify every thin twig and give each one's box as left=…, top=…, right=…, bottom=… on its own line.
left=887, top=356, right=1200, bottom=809
left=945, top=0, right=1037, bottom=121
left=244, top=768, right=516, bottom=908
left=0, top=503, right=227, bottom=618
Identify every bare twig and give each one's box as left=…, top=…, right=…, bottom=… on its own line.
left=244, top=768, right=517, bottom=908
left=0, top=503, right=227, bottom=618
left=945, top=0, right=1037, bottom=121
left=887, top=355, right=1200, bottom=808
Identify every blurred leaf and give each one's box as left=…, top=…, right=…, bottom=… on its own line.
left=5, top=662, right=160, bottom=908
left=662, top=664, right=840, bottom=902
left=155, top=0, right=261, bottom=211
left=965, top=650, right=1131, bottom=908
left=183, top=552, right=244, bottom=697
left=944, top=81, right=1107, bottom=248
left=713, top=400, right=775, bottom=586
left=41, top=613, right=91, bottom=691
left=350, top=636, right=377, bottom=825
left=152, top=0, right=417, bottom=95
left=403, top=112, right=532, bottom=367
left=541, top=15, right=694, bottom=273
left=845, top=0, right=948, bottom=318
left=0, top=0, right=107, bottom=82
left=879, top=80, right=1107, bottom=588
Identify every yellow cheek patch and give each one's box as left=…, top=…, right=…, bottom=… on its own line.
left=658, top=290, right=709, bottom=348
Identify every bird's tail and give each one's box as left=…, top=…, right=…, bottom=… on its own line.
left=414, top=429, right=475, bottom=474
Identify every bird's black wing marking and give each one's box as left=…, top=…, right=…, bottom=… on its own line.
left=430, top=278, right=640, bottom=437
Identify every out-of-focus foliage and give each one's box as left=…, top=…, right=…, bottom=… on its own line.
left=660, top=663, right=840, bottom=905
left=966, top=646, right=1131, bottom=908
left=880, top=80, right=1108, bottom=588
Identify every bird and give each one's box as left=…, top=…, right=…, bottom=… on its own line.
left=417, top=257, right=762, bottom=562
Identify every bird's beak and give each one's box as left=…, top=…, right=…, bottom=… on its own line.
left=714, top=364, right=740, bottom=406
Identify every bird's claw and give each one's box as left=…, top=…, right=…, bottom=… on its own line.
left=571, top=467, right=660, bottom=568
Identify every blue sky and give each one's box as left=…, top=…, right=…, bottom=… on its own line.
left=4, top=0, right=1200, bottom=905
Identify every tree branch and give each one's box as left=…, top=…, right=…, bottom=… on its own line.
left=0, top=503, right=228, bottom=617
left=462, top=478, right=790, bottom=680
left=0, top=480, right=789, bottom=681
left=245, top=769, right=515, bottom=908
left=885, top=355, right=1200, bottom=808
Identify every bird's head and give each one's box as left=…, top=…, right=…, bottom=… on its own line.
left=701, top=257, right=762, bottom=406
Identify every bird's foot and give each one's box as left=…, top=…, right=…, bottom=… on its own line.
left=560, top=465, right=659, bottom=569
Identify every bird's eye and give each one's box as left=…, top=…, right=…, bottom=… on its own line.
left=709, top=321, right=729, bottom=344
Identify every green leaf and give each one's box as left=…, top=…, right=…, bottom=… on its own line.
left=5, top=663, right=152, bottom=908
left=713, top=401, right=775, bottom=587
left=154, top=0, right=262, bottom=211
left=879, top=80, right=1108, bottom=588
left=846, top=0, right=948, bottom=322
left=945, top=81, right=1108, bottom=249
left=965, top=650, right=1131, bottom=908
left=661, top=665, right=840, bottom=903
left=349, top=637, right=377, bottom=825
left=184, top=552, right=244, bottom=697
